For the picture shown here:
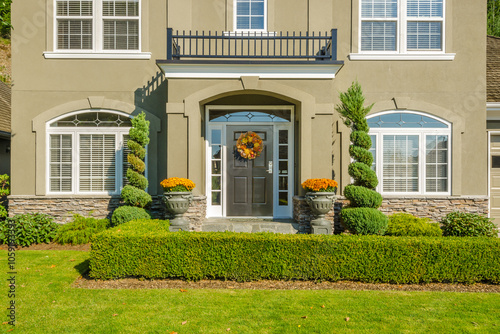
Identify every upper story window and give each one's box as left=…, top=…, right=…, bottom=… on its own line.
left=360, top=0, right=444, bottom=53
left=55, top=0, right=140, bottom=52
left=234, top=0, right=266, bottom=32
left=367, top=111, right=451, bottom=195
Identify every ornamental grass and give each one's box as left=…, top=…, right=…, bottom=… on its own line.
left=160, top=177, right=196, bottom=192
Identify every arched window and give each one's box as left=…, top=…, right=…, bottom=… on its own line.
left=367, top=111, right=451, bottom=195
left=46, top=110, right=135, bottom=194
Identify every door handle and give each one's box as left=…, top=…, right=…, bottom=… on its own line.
left=267, top=161, right=273, bottom=174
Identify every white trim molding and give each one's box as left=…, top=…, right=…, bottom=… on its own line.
left=349, top=53, right=455, bottom=61
left=43, top=52, right=152, bottom=59
left=158, top=62, right=342, bottom=79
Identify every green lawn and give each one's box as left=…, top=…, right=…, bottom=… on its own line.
left=1, top=250, right=499, bottom=334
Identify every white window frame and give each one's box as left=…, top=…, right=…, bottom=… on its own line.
left=351, top=0, right=455, bottom=60
left=368, top=110, right=452, bottom=195
left=46, top=110, right=135, bottom=195
left=233, top=0, right=268, bottom=33
left=45, top=0, right=151, bottom=59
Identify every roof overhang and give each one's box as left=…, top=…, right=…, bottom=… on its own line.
left=156, top=60, right=344, bottom=79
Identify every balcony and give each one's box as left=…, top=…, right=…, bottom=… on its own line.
left=157, top=28, right=344, bottom=79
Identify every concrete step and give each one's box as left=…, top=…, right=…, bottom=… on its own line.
left=201, top=218, right=299, bottom=234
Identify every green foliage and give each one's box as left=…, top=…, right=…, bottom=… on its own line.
left=0, top=0, right=11, bottom=38
left=111, top=206, right=151, bottom=227
left=127, top=140, right=146, bottom=160
left=89, top=230, right=500, bottom=284
left=0, top=174, right=9, bottom=197
left=335, top=82, right=373, bottom=132
left=0, top=213, right=59, bottom=247
left=341, top=207, right=388, bottom=235
left=123, top=111, right=150, bottom=210
left=121, top=185, right=152, bottom=208
left=54, top=214, right=109, bottom=245
left=349, top=145, right=374, bottom=166
left=0, top=203, right=6, bottom=219
left=127, top=153, right=146, bottom=173
left=129, top=112, right=150, bottom=147
left=126, top=169, right=148, bottom=190
left=350, top=131, right=372, bottom=150
left=488, top=0, right=500, bottom=37
left=348, top=162, right=378, bottom=189
left=441, top=212, right=498, bottom=237
left=343, top=185, right=382, bottom=208
left=387, top=213, right=442, bottom=237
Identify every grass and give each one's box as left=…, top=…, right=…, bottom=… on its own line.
left=1, top=250, right=500, bottom=333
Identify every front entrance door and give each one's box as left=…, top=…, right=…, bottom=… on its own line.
left=226, top=125, right=273, bottom=216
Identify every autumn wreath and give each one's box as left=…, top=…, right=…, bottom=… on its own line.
left=236, top=131, right=263, bottom=160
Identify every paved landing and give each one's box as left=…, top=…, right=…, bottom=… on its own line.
left=201, top=218, right=300, bottom=234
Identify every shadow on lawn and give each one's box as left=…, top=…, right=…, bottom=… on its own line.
left=74, top=259, right=90, bottom=276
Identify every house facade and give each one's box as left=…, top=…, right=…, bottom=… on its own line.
left=9, top=0, right=489, bottom=231
left=0, top=81, right=10, bottom=176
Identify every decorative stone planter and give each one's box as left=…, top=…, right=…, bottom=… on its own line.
left=163, top=192, right=193, bottom=232
left=305, top=192, right=336, bottom=234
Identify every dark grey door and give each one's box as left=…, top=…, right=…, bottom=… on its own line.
left=226, top=125, right=273, bottom=216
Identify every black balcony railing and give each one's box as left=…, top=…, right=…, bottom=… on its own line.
left=166, top=28, right=338, bottom=62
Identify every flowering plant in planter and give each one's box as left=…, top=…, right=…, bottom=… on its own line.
left=301, top=178, right=338, bottom=193
left=161, top=177, right=196, bottom=192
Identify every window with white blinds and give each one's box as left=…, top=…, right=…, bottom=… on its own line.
left=235, top=0, right=266, bottom=31
left=368, top=111, right=451, bottom=195
left=47, top=111, right=134, bottom=194
left=360, top=0, right=444, bottom=52
left=55, top=0, right=140, bottom=51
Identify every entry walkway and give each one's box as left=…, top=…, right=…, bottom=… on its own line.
left=201, top=218, right=300, bottom=234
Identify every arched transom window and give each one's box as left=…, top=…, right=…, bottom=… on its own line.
left=47, top=110, right=135, bottom=195
left=367, top=111, right=451, bottom=195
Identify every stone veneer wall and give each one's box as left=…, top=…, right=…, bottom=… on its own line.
left=7, top=195, right=207, bottom=229
left=293, top=196, right=489, bottom=234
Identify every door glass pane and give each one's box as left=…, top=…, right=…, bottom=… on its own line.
left=279, top=176, right=288, bottom=190
left=279, top=146, right=288, bottom=159
left=279, top=130, right=288, bottom=144
left=279, top=192, right=288, bottom=206
left=279, top=161, right=288, bottom=174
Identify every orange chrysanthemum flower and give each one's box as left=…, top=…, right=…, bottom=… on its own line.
left=161, top=177, right=196, bottom=192
left=301, top=178, right=338, bottom=192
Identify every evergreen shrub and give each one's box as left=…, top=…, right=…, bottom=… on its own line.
left=54, top=214, right=110, bottom=245
left=341, top=207, right=388, bottom=235
left=89, top=230, right=500, bottom=284
left=111, top=206, right=151, bottom=227
left=343, top=185, right=382, bottom=208
left=121, top=185, right=152, bottom=208
left=386, top=213, right=442, bottom=237
left=0, top=204, right=6, bottom=220
left=0, top=213, right=59, bottom=246
left=441, top=212, right=498, bottom=237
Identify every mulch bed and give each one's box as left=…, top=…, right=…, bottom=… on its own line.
left=2, top=243, right=499, bottom=292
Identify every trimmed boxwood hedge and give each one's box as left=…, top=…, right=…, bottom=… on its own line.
left=89, top=225, right=500, bottom=284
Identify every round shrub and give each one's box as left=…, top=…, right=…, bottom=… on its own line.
left=386, top=213, right=442, bottom=237
left=348, top=162, right=378, bottom=189
left=121, top=185, right=152, bottom=208
left=54, top=214, right=110, bottom=245
left=129, top=113, right=150, bottom=147
left=340, top=207, right=388, bottom=235
left=0, top=213, right=59, bottom=247
left=111, top=206, right=151, bottom=227
left=344, top=185, right=383, bottom=208
left=441, top=212, right=498, bottom=237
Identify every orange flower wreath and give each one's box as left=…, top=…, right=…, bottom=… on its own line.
left=236, top=131, right=263, bottom=160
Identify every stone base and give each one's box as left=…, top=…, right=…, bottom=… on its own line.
left=7, top=195, right=207, bottom=230
left=311, top=224, right=332, bottom=235
left=294, top=195, right=489, bottom=234
left=169, top=225, right=189, bottom=232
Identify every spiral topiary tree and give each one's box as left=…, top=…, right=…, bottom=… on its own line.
left=336, top=81, right=388, bottom=235
left=111, top=112, right=152, bottom=226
